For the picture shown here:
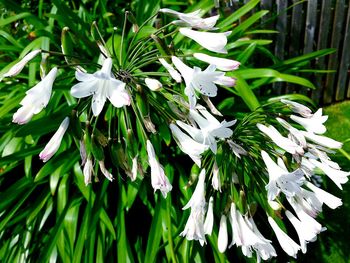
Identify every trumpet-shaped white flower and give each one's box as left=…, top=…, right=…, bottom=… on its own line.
left=268, top=216, right=300, bottom=258
left=193, top=53, right=240, bottom=71
left=247, top=218, right=277, bottom=261
left=177, top=108, right=236, bottom=154
left=261, top=151, right=305, bottom=200
left=288, top=198, right=325, bottom=235
left=276, top=117, right=307, bottom=149
left=229, top=203, right=265, bottom=250
left=39, top=117, right=69, bottom=162
left=83, top=157, right=94, bottom=185
left=309, top=159, right=349, bottom=189
left=171, top=56, right=224, bottom=108
left=13, top=67, right=57, bottom=124
left=3, top=50, right=41, bottom=78
left=98, top=160, right=114, bottom=181
left=218, top=215, right=228, bottom=253
left=179, top=28, right=231, bottom=54
left=158, top=58, right=182, bottom=83
left=181, top=169, right=207, bottom=245
left=204, top=196, right=214, bottom=235
left=169, top=123, right=209, bottom=167
left=211, top=162, right=221, bottom=191
left=71, top=58, right=130, bottom=116
left=146, top=140, right=172, bottom=197
left=285, top=210, right=317, bottom=253
left=301, top=131, right=342, bottom=149
left=305, top=181, right=342, bottom=210
left=290, top=109, right=328, bottom=134
left=159, top=8, right=219, bottom=30
left=257, top=124, right=304, bottom=155
left=281, top=99, right=313, bottom=118
left=145, top=78, right=162, bottom=91
left=214, top=75, right=236, bottom=87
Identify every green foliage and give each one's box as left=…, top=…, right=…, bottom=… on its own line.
left=0, top=0, right=340, bottom=262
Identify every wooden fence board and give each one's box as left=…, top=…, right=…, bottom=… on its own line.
left=274, top=0, right=288, bottom=95
left=336, top=5, right=350, bottom=100
left=323, top=0, right=346, bottom=104
left=312, top=0, right=332, bottom=103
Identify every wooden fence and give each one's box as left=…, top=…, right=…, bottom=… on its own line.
left=230, top=0, right=350, bottom=105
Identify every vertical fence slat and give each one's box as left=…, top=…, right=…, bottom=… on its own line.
left=335, top=5, right=350, bottom=101
left=300, top=0, right=318, bottom=96
left=303, top=0, right=318, bottom=54
left=323, top=0, right=346, bottom=104
left=287, top=0, right=304, bottom=94
left=312, top=0, right=332, bottom=103
left=274, top=0, right=288, bottom=95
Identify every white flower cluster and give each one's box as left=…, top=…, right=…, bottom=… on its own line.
left=3, top=6, right=348, bottom=262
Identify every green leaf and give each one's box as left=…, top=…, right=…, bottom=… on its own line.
left=218, top=0, right=260, bottom=28
left=144, top=198, right=162, bottom=263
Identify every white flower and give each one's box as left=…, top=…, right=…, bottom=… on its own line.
left=177, top=108, right=236, bottom=154
left=288, top=198, right=325, bottom=235
left=159, top=8, right=219, bottom=30
left=145, top=78, right=162, bottom=91
left=229, top=203, right=265, bottom=249
left=70, top=58, right=130, bottom=116
left=204, top=196, right=214, bottom=235
left=309, top=159, right=349, bottom=189
left=281, top=99, right=313, bottom=118
left=285, top=210, right=317, bottom=253
left=211, top=161, right=221, bottom=191
left=305, top=181, right=342, bottom=210
left=247, top=218, right=277, bottom=261
left=171, top=56, right=224, bottom=108
left=257, top=123, right=304, bottom=155
left=146, top=140, right=173, bottom=197
left=3, top=50, right=41, bottom=78
left=218, top=215, right=228, bottom=253
left=39, top=117, right=69, bottom=162
left=268, top=216, right=300, bottom=258
left=158, top=58, right=182, bottom=83
left=261, top=151, right=305, bottom=200
left=169, top=123, right=209, bottom=167
left=83, top=157, right=94, bottom=185
left=98, top=160, right=114, bottom=181
left=183, top=169, right=206, bottom=210
left=179, top=28, right=231, bottom=54
left=13, top=67, right=57, bottom=124
left=290, top=109, right=328, bottom=134
left=301, top=131, right=342, bottom=149
left=276, top=117, right=307, bottom=149
left=293, top=188, right=323, bottom=218
left=193, top=53, right=240, bottom=71
left=181, top=169, right=207, bottom=245
left=79, top=140, right=87, bottom=166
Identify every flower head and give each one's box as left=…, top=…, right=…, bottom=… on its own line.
left=83, top=157, right=94, bottom=185
left=70, top=58, right=130, bottom=116
left=169, top=123, right=209, bottom=167
left=13, top=67, right=57, bottom=124
left=172, top=56, right=224, bottom=108
left=218, top=215, right=228, bottom=253
left=146, top=140, right=172, bottom=197
left=204, top=196, right=214, bottom=235
left=39, top=117, right=69, bottom=162
left=290, top=109, right=328, bottom=134
left=158, top=58, right=182, bottom=83
left=145, top=78, right=162, bottom=91
left=261, top=151, right=305, bottom=200
left=281, top=99, right=313, bottom=118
